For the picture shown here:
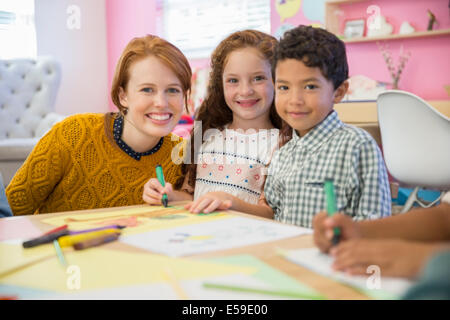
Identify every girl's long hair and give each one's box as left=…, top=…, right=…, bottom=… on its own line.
left=183, top=30, right=282, bottom=190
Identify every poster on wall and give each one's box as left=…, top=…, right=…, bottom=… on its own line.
left=275, top=0, right=302, bottom=23
left=273, top=0, right=326, bottom=39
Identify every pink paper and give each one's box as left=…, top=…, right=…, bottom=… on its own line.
left=0, top=217, right=43, bottom=241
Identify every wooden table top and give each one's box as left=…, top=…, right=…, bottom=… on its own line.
left=5, top=203, right=369, bottom=300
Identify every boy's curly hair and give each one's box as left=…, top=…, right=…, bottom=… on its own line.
left=275, top=25, right=348, bottom=89
left=275, top=25, right=349, bottom=146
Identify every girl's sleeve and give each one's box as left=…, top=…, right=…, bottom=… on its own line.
left=264, top=149, right=282, bottom=214
left=6, top=127, right=64, bottom=215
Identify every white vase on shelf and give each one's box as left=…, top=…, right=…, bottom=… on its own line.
left=399, top=21, right=415, bottom=35
left=367, top=15, right=393, bottom=37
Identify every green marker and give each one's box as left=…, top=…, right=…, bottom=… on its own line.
left=324, top=179, right=341, bottom=246
left=155, top=165, right=168, bottom=207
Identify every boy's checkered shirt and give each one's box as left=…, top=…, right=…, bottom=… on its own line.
left=264, top=111, right=391, bottom=228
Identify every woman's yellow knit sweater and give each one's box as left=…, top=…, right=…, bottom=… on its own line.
left=6, top=113, right=185, bottom=215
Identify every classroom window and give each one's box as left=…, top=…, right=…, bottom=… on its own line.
left=0, top=0, right=37, bottom=59
left=162, top=0, right=271, bottom=59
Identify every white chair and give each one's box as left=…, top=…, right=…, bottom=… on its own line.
left=0, top=56, right=65, bottom=186
left=377, top=90, right=450, bottom=213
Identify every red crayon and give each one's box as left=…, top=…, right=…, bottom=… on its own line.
left=43, top=224, right=68, bottom=236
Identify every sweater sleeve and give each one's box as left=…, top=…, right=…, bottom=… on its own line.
left=6, top=126, right=65, bottom=215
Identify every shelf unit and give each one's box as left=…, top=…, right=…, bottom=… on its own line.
left=325, top=0, right=450, bottom=43
left=343, top=28, right=450, bottom=43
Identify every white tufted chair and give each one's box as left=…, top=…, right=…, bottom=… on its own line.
left=0, top=56, right=65, bottom=186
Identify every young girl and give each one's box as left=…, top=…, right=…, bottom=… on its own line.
left=143, top=30, right=281, bottom=217
left=6, top=35, right=191, bottom=215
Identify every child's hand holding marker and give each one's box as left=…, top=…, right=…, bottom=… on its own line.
left=312, top=179, right=362, bottom=253
left=313, top=212, right=362, bottom=253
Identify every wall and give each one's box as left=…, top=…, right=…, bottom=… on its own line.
left=35, top=0, right=109, bottom=115
left=271, top=0, right=450, bottom=100
left=105, top=0, right=210, bottom=111
left=105, top=0, right=449, bottom=112
left=105, top=0, right=158, bottom=111
left=33, top=0, right=449, bottom=116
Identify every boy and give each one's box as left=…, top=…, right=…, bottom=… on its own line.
left=263, top=25, right=391, bottom=227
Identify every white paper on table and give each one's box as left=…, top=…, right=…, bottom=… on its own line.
left=120, top=216, right=312, bottom=257
left=282, top=248, right=415, bottom=299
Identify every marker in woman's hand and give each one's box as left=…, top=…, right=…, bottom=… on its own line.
left=156, top=164, right=168, bottom=207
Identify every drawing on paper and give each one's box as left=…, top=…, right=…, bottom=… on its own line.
left=121, top=216, right=312, bottom=257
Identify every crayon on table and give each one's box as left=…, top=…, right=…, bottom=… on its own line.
left=58, top=229, right=120, bottom=248
left=43, top=224, right=68, bottom=236
left=53, top=239, right=67, bottom=267
left=163, top=268, right=189, bottom=300
left=73, top=233, right=120, bottom=250
left=22, top=228, right=70, bottom=248
left=69, top=225, right=125, bottom=235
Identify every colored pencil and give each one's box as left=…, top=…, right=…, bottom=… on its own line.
left=53, top=239, right=67, bottom=267
left=163, top=268, right=189, bottom=300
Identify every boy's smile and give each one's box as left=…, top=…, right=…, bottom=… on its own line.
left=275, top=58, right=348, bottom=137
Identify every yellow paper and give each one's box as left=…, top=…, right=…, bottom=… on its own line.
left=0, top=241, right=57, bottom=276
left=0, top=242, right=254, bottom=293
left=42, top=206, right=232, bottom=236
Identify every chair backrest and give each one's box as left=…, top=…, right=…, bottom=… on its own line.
left=0, top=56, right=61, bottom=139
left=377, top=90, right=450, bottom=190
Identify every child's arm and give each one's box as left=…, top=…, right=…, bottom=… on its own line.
left=330, top=238, right=448, bottom=279
left=185, top=191, right=274, bottom=219
left=313, top=202, right=450, bottom=253
left=143, top=173, right=193, bottom=205
left=357, top=202, right=450, bottom=241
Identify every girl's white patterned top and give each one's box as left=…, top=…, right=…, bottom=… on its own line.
left=194, top=127, right=280, bottom=204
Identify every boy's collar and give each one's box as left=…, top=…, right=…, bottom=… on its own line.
left=291, top=111, right=343, bottom=152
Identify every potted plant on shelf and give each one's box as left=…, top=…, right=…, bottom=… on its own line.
left=377, top=42, right=411, bottom=89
